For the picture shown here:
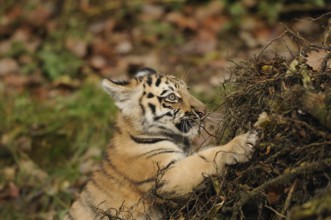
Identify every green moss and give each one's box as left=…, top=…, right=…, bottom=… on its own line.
left=0, top=81, right=117, bottom=218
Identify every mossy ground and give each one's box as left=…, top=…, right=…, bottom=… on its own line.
left=0, top=79, right=116, bottom=219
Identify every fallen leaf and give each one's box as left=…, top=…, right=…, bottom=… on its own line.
left=91, top=37, right=113, bottom=58
left=2, top=74, right=29, bottom=89
left=254, top=111, right=270, bottom=128
left=11, top=28, right=31, bottom=42
left=8, top=182, right=20, bottom=198
left=200, top=14, right=227, bottom=34
left=306, top=49, right=331, bottom=71
left=66, top=38, right=88, bottom=58
left=17, top=136, right=32, bottom=153
left=267, top=191, right=281, bottom=204
left=115, top=40, right=133, bottom=54
left=89, top=55, right=107, bottom=69
left=0, top=40, right=12, bottom=54
left=240, top=31, right=258, bottom=48
left=195, top=1, right=224, bottom=20
left=140, top=4, right=164, bottom=21
left=3, top=167, right=16, bottom=181
left=18, top=159, right=48, bottom=182
left=52, top=75, right=80, bottom=89
left=180, top=37, right=217, bottom=54
left=0, top=58, right=19, bottom=76
left=266, top=145, right=271, bottom=155
left=166, top=11, right=198, bottom=30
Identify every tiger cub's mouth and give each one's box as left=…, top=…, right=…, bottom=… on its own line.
left=175, top=116, right=201, bottom=133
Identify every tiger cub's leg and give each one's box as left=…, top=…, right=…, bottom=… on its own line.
left=157, top=131, right=258, bottom=197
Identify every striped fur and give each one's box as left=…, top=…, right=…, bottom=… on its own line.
left=64, top=69, right=258, bottom=220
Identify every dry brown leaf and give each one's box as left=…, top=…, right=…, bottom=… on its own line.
left=2, top=74, right=29, bottom=89
left=0, top=40, right=12, bottom=54
left=200, top=15, right=227, bottom=34
left=166, top=11, right=198, bottom=30
left=0, top=58, right=19, bottom=76
left=8, top=182, right=20, bottom=198
left=89, top=55, right=107, bottom=69
left=195, top=1, right=224, bottom=20
left=91, top=37, right=113, bottom=58
left=19, top=159, right=48, bottom=182
left=65, top=38, right=88, bottom=58
left=306, top=49, right=331, bottom=71
left=115, top=40, right=133, bottom=54
left=267, top=191, right=281, bottom=204
left=52, top=75, right=80, bottom=89
left=140, top=4, right=164, bottom=21
left=3, top=167, right=16, bottom=181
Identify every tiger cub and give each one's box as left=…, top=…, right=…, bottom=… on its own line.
left=64, top=68, right=258, bottom=220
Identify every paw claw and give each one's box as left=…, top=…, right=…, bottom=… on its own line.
left=225, top=130, right=259, bottom=165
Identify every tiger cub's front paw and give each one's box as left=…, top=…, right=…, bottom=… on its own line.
left=224, top=130, right=258, bottom=165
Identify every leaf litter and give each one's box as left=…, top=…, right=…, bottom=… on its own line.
left=155, top=23, right=331, bottom=220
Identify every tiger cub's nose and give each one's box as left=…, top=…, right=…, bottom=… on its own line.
left=195, top=110, right=206, bottom=118
left=191, top=106, right=206, bottom=118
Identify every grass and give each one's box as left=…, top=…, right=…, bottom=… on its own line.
left=0, top=79, right=117, bottom=219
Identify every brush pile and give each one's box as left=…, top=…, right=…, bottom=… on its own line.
left=162, top=23, right=331, bottom=220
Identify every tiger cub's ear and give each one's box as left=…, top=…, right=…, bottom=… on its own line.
left=135, top=67, right=157, bottom=78
left=102, top=78, right=130, bottom=95
left=101, top=79, right=137, bottom=109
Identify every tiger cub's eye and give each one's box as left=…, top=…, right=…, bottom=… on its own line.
left=166, top=93, right=178, bottom=102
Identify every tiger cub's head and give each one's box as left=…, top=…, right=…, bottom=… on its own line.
left=102, top=68, right=206, bottom=137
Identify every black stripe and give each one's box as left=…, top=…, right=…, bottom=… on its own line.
left=183, top=137, right=191, bottom=152
left=90, top=177, right=104, bottom=192
left=140, top=103, right=145, bottom=114
left=147, top=93, right=154, bottom=98
left=105, top=155, right=154, bottom=185
left=113, top=126, right=122, bottom=134
left=160, top=90, right=168, bottom=96
left=79, top=193, right=99, bottom=216
left=155, top=77, right=162, bottom=87
left=99, top=163, right=130, bottom=192
left=148, top=103, right=156, bottom=114
left=109, top=79, right=129, bottom=86
left=173, top=109, right=180, bottom=117
left=139, top=95, right=145, bottom=115
left=161, top=160, right=177, bottom=171
left=137, top=147, right=173, bottom=157
left=100, top=163, right=116, bottom=181
left=134, top=177, right=155, bottom=185
left=130, top=135, right=169, bottom=144
left=154, top=112, right=173, bottom=121
left=162, top=103, right=172, bottom=109
left=161, top=132, right=191, bottom=152
left=147, top=75, right=153, bottom=86
left=156, top=125, right=176, bottom=133
left=83, top=189, right=106, bottom=216
left=198, top=154, right=208, bottom=162
left=147, top=150, right=182, bottom=158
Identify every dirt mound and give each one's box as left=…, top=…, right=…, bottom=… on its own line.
left=161, top=21, right=331, bottom=220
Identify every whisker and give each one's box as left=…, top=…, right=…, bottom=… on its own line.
left=205, top=112, right=224, bottom=118
left=201, top=125, right=218, bottom=138
left=206, top=111, right=223, bottom=115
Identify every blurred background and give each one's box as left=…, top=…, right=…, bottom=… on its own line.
left=0, top=0, right=330, bottom=219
